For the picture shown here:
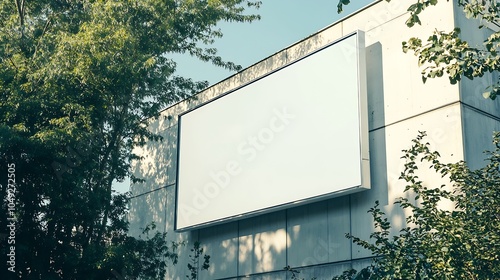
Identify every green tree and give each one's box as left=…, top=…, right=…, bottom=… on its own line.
left=0, top=0, right=259, bottom=279
left=332, top=132, right=500, bottom=279
left=339, top=0, right=500, bottom=99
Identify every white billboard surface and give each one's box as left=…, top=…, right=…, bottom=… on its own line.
left=175, top=32, right=369, bottom=231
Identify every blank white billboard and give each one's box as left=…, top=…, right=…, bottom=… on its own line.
left=175, top=31, right=369, bottom=231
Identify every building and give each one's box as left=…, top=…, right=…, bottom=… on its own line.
left=128, top=0, right=500, bottom=279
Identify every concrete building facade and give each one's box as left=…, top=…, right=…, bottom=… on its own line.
left=128, top=0, right=500, bottom=279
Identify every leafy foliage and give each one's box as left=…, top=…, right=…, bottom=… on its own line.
left=186, top=241, right=210, bottom=280
left=400, top=0, right=500, bottom=99
left=96, top=222, right=181, bottom=280
left=339, top=131, right=500, bottom=279
left=0, top=0, right=259, bottom=279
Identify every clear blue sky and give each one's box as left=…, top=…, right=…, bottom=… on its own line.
left=174, top=0, right=376, bottom=85
left=114, top=0, right=376, bottom=194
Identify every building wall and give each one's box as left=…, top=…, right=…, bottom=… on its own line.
left=126, top=0, right=492, bottom=279
left=452, top=1, right=500, bottom=170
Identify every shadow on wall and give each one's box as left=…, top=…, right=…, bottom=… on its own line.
left=238, top=211, right=289, bottom=275
left=366, top=41, right=388, bottom=207
left=349, top=40, right=407, bottom=259
left=128, top=124, right=179, bottom=237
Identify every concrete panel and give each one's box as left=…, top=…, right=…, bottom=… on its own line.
left=454, top=5, right=500, bottom=117
left=198, top=222, right=239, bottom=280
left=196, top=74, right=244, bottom=108
left=127, top=188, right=169, bottom=238
left=127, top=186, right=197, bottom=280
left=238, top=211, right=287, bottom=275
left=343, top=0, right=459, bottom=130
left=366, top=42, right=385, bottom=130
left=351, top=103, right=463, bottom=258
left=288, top=258, right=373, bottom=279
left=351, top=257, right=374, bottom=275
left=237, top=271, right=287, bottom=280
left=350, top=127, right=390, bottom=258
left=454, top=1, right=491, bottom=51
left=462, top=105, right=500, bottom=170
left=163, top=186, right=196, bottom=280
left=459, top=72, right=500, bottom=119
left=285, top=23, right=343, bottom=63
left=361, top=12, right=458, bottom=128
left=454, top=1, right=500, bottom=116
left=455, top=20, right=500, bottom=118
left=291, top=262, right=353, bottom=280
left=327, top=197, right=352, bottom=262
left=164, top=231, right=198, bottom=280
left=287, top=200, right=329, bottom=267
left=238, top=50, right=288, bottom=85
left=126, top=187, right=198, bottom=280
left=164, top=184, right=177, bottom=233
left=130, top=125, right=178, bottom=194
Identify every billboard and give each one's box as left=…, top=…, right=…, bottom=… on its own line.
left=175, top=31, right=369, bottom=231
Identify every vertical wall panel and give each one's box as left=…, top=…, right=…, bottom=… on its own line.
left=462, top=106, right=500, bottom=170
left=351, top=104, right=464, bottom=259
left=287, top=201, right=329, bottom=267
left=238, top=211, right=287, bottom=275
left=198, top=223, right=239, bottom=280
left=327, top=197, right=352, bottom=262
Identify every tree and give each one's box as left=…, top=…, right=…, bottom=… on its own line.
left=0, top=0, right=259, bottom=279
left=332, top=131, right=500, bottom=279
left=338, top=0, right=500, bottom=99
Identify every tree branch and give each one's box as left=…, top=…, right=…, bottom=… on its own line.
left=15, top=0, right=25, bottom=29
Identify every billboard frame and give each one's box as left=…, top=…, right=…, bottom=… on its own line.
left=174, top=30, right=369, bottom=232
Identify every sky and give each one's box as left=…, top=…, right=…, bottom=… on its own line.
left=113, top=0, right=376, bottom=194
left=174, top=0, right=376, bottom=85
